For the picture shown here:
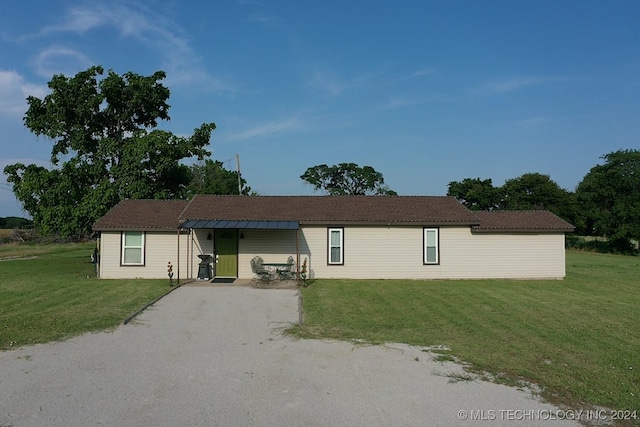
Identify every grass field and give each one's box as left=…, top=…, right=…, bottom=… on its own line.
left=1, top=244, right=638, bottom=422
left=0, top=242, right=172, bottom=350
left=290, top=251, right=639, bottom=420
left=0, top=240, right=81, bottom=259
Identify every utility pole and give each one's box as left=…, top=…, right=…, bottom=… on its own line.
left=236, top=153, right=242, bottom=195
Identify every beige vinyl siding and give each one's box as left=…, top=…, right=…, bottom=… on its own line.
left=99, top=231, right=189, bottom=279
left=443, top=229, right=566, bottom=279
left=300, top=225, right=566, bottom=280
left=101, top=226, right=566, bottom=280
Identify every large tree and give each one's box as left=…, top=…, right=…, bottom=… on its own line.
left=447, top=177, right=502, bottom=210
left=576, top=149, right=640, bottom=252
left=448, top=173, right=578, bottom=226
left=187, top=159, right=252, bottom=196
left=300, top=163, right=397, bottom=195
left=4, top=66, right=214, bottom=238
left=501, top=172, right=577, bottom=222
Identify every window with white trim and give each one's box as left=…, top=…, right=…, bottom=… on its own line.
left=328, top=228, right=344, bottom=265
left=122, top=231, right=145, bottom=265
left=423, top=228, right=439, bottom=264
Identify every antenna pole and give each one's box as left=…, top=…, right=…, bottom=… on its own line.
left=236, top=153, right=242, bottom=195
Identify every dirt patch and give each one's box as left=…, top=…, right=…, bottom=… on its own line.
left=0, top=255, right=38, bottom=262
left=252, top=280, right=299, bottom=289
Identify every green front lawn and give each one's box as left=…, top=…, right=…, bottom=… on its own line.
left=291, top=251, right=640, bottom=419
left=2, top=244, right=638, bottom=421
left=0, top=243, right=171, bottom=350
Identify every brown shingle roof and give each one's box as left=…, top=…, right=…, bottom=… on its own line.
left=92, top=197, right=575, bottom=233
left=92, top=199, right=189, bottom=231
left=181, top=195, right=480, bottom=225
left=472, top=210, right=574, bottom=233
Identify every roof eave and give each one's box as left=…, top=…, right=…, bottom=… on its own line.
left=93, top=227, right=180, bottom=232
left=471, top=228, right=575, bottom=234
left=299, top=220, right=481, bottom=226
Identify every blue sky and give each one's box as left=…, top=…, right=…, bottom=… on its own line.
left=1, top=1, right=639, bottom=217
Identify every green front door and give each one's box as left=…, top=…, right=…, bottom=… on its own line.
left=215, top=229, right=238, bottom=277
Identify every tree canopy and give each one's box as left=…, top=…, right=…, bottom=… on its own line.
left=575, top=149, right=640, bottom=251
left=187, top=159, right=252, bottom=196
left=300, top=163, right=397, bottom=195
left=448, top=173, right=579, bottom=232
left=446, top=177, right=501, bottom=211
left=501, top=173, right=577, bottom=222
left=4, top=66, right=215, bottom=238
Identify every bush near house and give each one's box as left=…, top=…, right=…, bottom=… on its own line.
left=566, top=234, right=639, bottom=255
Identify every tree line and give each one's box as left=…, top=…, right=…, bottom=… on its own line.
left=3, top=67, right=638, bottom=253
left=0, top=217, right=33, bottom=229
left=300, top=152, right=640, bottom=254
left=446, top=149, right=640, bottom=253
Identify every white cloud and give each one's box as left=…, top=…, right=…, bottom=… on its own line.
left=473, top=76, right=541, bottom=95
left=39, top=4, right=159, bottom=40
left=225, top=117, right=303, bottom=141
left=308, top=68, right=379, bottom=97
left=33, top=3, right=233, bottom=92
left=40, top=8, right=107, bottom=35
left=310, top=70, right=348, bottom=96
left=411, top=67, right=437, bottom=78
left=516, top=116, right=550, bottom=128
left=248, top=12, right=281, bottom=27
left=34, top=47, right=94, bottom=78
left=238, top=0, right=280, bottom=27
left=472, top=76, right=568, bottom=96
left=382, top=97, right=420, bottom=110
left=0, top=70, right=47, bottom=117
left=387, top=67, right=437, bottom=85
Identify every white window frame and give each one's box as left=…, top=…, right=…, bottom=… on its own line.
left=121, top=231, right=145, bottom=266
left=423, top=228, right=439, bottom=265
left=328, top=228, right=344, bottom=265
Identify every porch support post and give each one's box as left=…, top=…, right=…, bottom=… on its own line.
left=176, top=226, right=180, bottom=284
left=189, top=228, right=194, bottom=279
left=296, top=228, right=300, bottom=283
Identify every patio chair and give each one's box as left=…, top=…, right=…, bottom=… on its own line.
left=250, top=256, right=273, bottom=283
left=277, top=256, right=296, bottom=281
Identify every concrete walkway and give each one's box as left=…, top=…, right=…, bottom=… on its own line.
left=0, top=286, right=581, bottom=426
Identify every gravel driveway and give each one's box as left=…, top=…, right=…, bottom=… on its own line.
left=0, top=286, right=580, bottom=426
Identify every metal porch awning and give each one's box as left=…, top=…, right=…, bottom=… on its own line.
left=181, top=219, right=299, bottom=230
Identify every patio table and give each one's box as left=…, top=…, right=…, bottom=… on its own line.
left=261, top=263, right=295, bottom=280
